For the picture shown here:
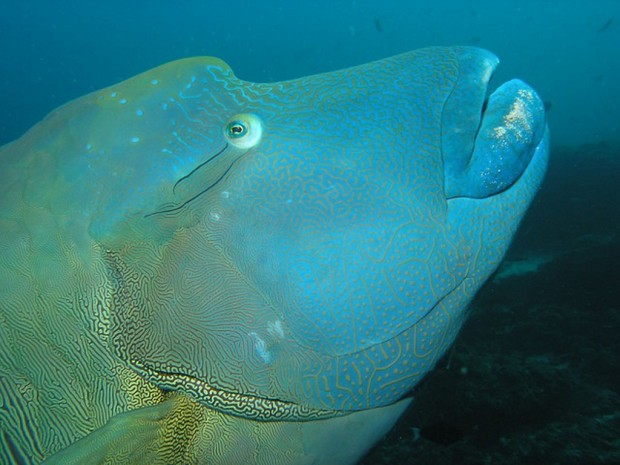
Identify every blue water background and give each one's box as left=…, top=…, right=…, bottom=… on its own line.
left=1, top=0, right=619, bottom=147
left=1, top=2, right=620, bottom=463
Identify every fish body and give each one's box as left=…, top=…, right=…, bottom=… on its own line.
left=0, top=46, right=549, bottom=464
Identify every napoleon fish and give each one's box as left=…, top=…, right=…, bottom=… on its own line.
left=0, top=46, right=549, bottom=464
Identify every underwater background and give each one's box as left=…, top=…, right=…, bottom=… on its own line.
left=1, top=0, right=618, bottom=463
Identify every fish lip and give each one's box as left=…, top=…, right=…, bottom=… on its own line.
left=476, top=57, right=499, bottom=127
left=441, top=48, right=500, bottom=194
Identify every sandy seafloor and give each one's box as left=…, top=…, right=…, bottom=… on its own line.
left=360, top=142, right=620, bottom=464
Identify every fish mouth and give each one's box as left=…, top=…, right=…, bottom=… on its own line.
left=462, top=79, right=547, bottom=198
left=442, top=49, right=547, bottom=199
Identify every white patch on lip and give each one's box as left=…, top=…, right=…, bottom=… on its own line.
left=490, top=91, right=535, bottom=149
left=249, top=332, right=271, bottom=363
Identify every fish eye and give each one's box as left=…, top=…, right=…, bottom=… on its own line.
left=224, top=113, right=262, bottom=149
left=227, top=121, right=247, bottom=138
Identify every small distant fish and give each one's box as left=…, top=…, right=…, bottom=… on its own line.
left=543, top=100, right=553, bottom=112
left=374, top=18, right=382, bottom=33
left=597, top=17, right=614, bottom=33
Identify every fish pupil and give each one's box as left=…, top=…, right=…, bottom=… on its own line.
left=228, top=122, right=247, bottom=137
